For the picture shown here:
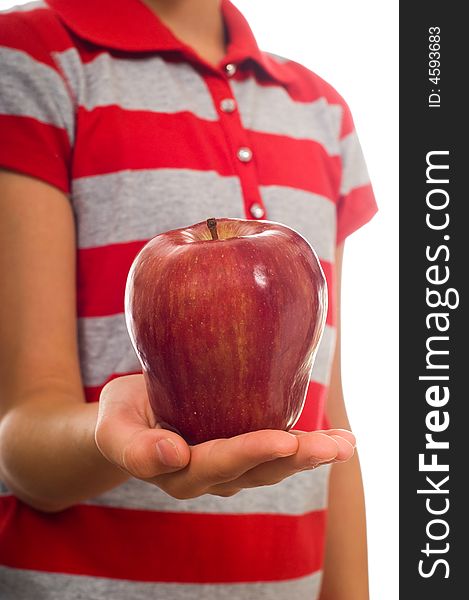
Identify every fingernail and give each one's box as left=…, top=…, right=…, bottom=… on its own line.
left=156, top=438, right=181, bottom=467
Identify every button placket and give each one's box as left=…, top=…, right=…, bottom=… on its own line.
left=205, top=72, right=267, bottom=221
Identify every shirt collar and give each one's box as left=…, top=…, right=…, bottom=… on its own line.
left=46, top=0, right=292, bottom=85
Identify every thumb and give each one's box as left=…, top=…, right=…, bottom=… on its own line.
left=122, top=428, right=191, bottom=479
left=95, top=413, right=190, bottom=479
left=95, top=374, right=190, bottom=479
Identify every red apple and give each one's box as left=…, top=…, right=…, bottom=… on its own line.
left=125, top=218, right=327, bottom=444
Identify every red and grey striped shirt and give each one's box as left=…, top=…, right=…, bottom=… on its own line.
left=0, top=1, right=377, bottom=598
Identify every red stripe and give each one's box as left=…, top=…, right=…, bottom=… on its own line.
left=77, top=239, right=335, bottom=319
left=0, top=497, right=325, bottom=583
left=250, top=130, right=341, bottom=198
left=0, top=114, right=70, bottom=193
left=77, top=240, right=146, bottom=317
left=84, top=371, right=141, bottom=403
left=337, top=183, right=378, bottom=244
left=295, top=381, right=327, bottom=432
left=73, top=107, right=236, bottom=178
left=73, top=107, right=340, bottom=198
left=0, top=8, right=73, bottom=66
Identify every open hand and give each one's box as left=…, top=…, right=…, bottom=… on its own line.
left=95, top=374, right=355, bottom=500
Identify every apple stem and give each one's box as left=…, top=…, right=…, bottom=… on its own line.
left=207, top=218, right=219, bottom=240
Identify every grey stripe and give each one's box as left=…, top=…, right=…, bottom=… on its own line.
left=340, top=131, right=371, bottom=195
left=87, top=464, right=331, bottom=515
left=78, top=314, right=139, bottom=387
left=50, top=48, right=84, bottom=108
left=53, top=49, right=218, bottom=120
left=311, top=325, right=336, bottom=386
left=231, top=79, right=342, bottom=155
left=79, top=317, right=335, bottom=391
left=0, top=47, right=75, bottom=142
left=72, top=169, right=245, bottom=249
left=265, top=52, right=291, bottom=64
left=260, top=185, right=336, bottom=263
left=0, top=567, right=323, bottom=600
left=1, top=1, right=46, bottom=14
left=79, top=308, right=335, bottom=390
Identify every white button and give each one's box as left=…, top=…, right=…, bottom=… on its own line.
left=220, top=98, right=236, bottom=113
left=250, top=203, right=265, bottom=219
left=225, top=63, right=237, bottom=77
left=237, top=147, right=252, bottom=162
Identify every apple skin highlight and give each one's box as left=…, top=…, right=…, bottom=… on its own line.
left=125, top=218, right=328, bottom=444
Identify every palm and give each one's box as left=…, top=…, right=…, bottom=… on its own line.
left=95, top=374, right=355, bottom=500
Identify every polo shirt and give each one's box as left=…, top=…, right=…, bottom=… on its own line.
left=0, top=1, right=378, bottom=598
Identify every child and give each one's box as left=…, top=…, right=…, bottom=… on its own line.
left=0, top=1, right=377, bottom=598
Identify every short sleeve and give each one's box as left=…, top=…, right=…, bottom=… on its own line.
left=0, top=11, right=74, bottom=193
left=336, top=101, right=378, bottom=245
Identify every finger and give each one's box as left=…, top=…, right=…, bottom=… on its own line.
left=328, top=435, right=355, bottom=462
left=123, top=429, right=191, bottom=478
left=291, top=428, right=356, bottom=449
left=156, top=429, right=299, bottom=497
left=96, top=377, right=190, bottom=478
left=98, top=374, right=154, bottom=427
left=317, top=428, right=356, bottom=448
left=209, top=432, right=340, bottom=492
left=290, top=430, right=355, bottom=465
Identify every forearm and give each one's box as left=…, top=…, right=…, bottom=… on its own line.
left=319, top=452, right=369, bottom=600
left=0, top=395, right=129, bottom=512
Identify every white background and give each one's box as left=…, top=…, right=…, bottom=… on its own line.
left=1, top=0, right=399, bottom=597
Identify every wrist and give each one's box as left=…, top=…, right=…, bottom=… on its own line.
left=0, top=395, right=129, bottom=511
